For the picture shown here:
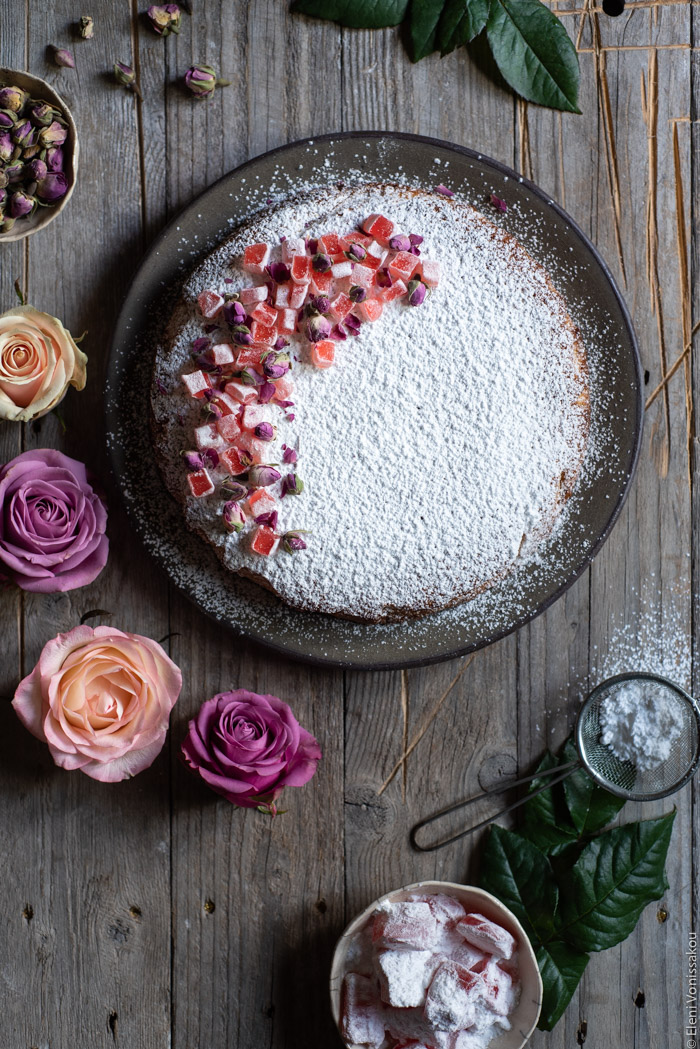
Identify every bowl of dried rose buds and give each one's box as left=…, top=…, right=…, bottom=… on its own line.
left=331, top=881, right=543, bottom=1049
left=0, top=68, right=78, bottom=242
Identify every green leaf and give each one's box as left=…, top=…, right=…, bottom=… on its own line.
left=520, top=750, right=579, bottom=855
left=536, top=941, right=589, bottom=1031
left=290, top=0, right=410, bottom=28
left=485, top=0, right=581, bottom=114
left=480, top=825, right=558, bottom=945
left=560, top=737, right=625, bottom=836
left=409, top=0, right=446, bottom=60
left=556, top=812, right=675, bottom=952
left=436, top=0, right=489, bottom=55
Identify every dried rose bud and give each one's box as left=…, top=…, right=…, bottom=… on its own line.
left=24, top=158, right=47, bottom=182
left=52, top=47, right=75, bottom=69
left=231, top=324, right=252, bottom=346
left=12, top=120, right=35, bottom=149
left=312, top=252, right=331, bottom=273
left=182, top=449, right=204, bottom=470
left=5, top=161, right=23, bottom=183
left=0, top=110, right=16, bottom=128
left=346, top=242, right=366, bottom=262
left=45, top=146, right=64, bottom=172
left=8, top=189, right=36, bottom=218
left=239, top=368, right=264, bottom=386
left=273, top=336, right=289, bottom=351
left=184, top=64, right=230, bottom=99
left=407, top=278, right=427, bottom=307
left=113, top=62, right=142, bottom=98
left=223, top=500, right=245, bottom=533
left=282, top=530, right=309, bottom=553
left=389, top=234, right=411, bottom=252
left=0, top=187, right=6, bottom=206
left=0, top=131, right=13, bottom=163
left=0, top=86, right=28, bottom=113
left=305, top=313, right=331, bottom=343
left=248, top=465, right=281, bottom=487
left=348, top=285, right=366, bottom=303
left=36, top=172, right=68, bottom=202
left=221, top=480, right=248, bottom=502
left=254, top=422, right=275, bottom=442
left=223, top=300, right=246, bottom=326
left=39, top=120, right=68, bottom=148
left=281, top=473, right=304, bottom=498
left=79, top=15, right=95, bottom=38
left=147, top=4, right=181, bottom=36
left=488, top=192, right=507, bottom=214
left=267, top=261, right=290, bottom=284
left=258, top=381, right=275, bottom=403
left=27, top=102, right=54, bottom=128
left=282, top=446, right=297, bottom=465
left=0, top=216, right=15, bottom=232
left=0, top=171, right=7, bottom=191
left=375, top=268, right=392, bottom=288
left=262, top=350, right=290, bottom=379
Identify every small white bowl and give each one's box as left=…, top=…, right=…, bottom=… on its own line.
left=0, top=67, right=79, bottom=242
left=330, top=880, right=543, bottom=1049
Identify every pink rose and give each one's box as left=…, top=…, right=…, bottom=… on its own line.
left=181, top=689, right=322, bottom=809
left=12, top=626, right=182, bottom=782
left=0, top=305, right=87, bottom=422
left=0, top=449, right=108, bottom=592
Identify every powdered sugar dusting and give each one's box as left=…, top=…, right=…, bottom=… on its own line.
left=153, top=184, right=588, bottom=622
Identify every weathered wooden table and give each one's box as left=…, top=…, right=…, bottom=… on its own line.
left=0, top=2, right=697, bottom=1046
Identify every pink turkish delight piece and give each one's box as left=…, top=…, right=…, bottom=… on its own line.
left=276, top=307, right=297, bottom=334
left=385, top=1008, right=451, bottom=1049
left=372, top=902, right=439, bottom=951
left=356, top=299, right=383, bottom=323
left=366, top=239, right=387, bottom=264
left=273, top=375, right=294, bottom=400
left=238, top=284, right=268, bottom=305
left=457, top=914, right=516, bottom=961
left=451, top=1031, right=490, bottom=1049
left=349, top=263, right=375, bottom=289
left=451, top=944, right=486, bottom=972
left=472, top=959, right=518, bottom=1017
left=274, top=282, right=291, bottom=308
left=249, top=320, right=276, bottom=346
left=288, top=282, right=309, bottom=309
left=181, top=369, right=211, bottom=399
left=210, top=391, right=239, bottom=416
left=329, top=292, right=353, bottom=321
left=331, top=259, right=353, bottom=280
left=195, top=423, right=227, bottom=451
left=281, top=236, right=305, bottom=262
left=341, top=973, right=385, bottom=1049
left=388, top=251, right=420, bottom=282
left=426, top=894, right=467, bottom=928
left=242, top=242, right=271, bottom=274
left=224, top=380, right=258, bottom=405
left=376, top=948, right=434, bottom=1008
left=241, top=404, right=273, bottom=431
left=237, top=432, right=270, bottom=464
left=197, top=289, right=224, bottom=319
left=420, top=258, right=441, bottom=287
left=362, top=213, right=395, bottom=245
left=424, top=961, right=482, bottom=1033
left=216, top=414, right=241, bottom=442
left=378, top=278, right=408, bottom=303
left=290, top=254, right=312, bottom=284
left=187, top=469, right=214, bottom=498
left=251, top=300, right=277, bottom=326
left=207, top=343, right=235, bottom=367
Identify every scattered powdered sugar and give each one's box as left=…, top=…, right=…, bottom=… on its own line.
left=598, top=678, right=687, bottom=772
left=153, top=183, right=588, bottom=622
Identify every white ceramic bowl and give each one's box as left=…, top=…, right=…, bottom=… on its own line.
left=0, top=68, right=79, bottom=242
left=330, top=880, right=543, bottom=1049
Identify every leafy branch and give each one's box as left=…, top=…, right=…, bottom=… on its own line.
left=479, top=736, right=675, bottom=1030
left=290, top=0, right=581, bottom=113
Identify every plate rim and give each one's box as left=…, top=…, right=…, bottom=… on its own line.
left=106, top=129, right=644, bottom=671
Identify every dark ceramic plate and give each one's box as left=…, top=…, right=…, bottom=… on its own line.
left=106, top=132, right=642, bottom=670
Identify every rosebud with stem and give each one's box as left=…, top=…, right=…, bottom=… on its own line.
left=184, top=64, right=231, bottom=99
left=113, top=62, right=143, bottom=99
left=52, top=47, right=76, bottom=69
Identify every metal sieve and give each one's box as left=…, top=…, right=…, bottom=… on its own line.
left=411, top=672, right=700, bottom=852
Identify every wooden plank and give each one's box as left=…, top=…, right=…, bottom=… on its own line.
left=152, top=4, right=347, bottom=1047
left=0, top=3, right=171, bottom=1046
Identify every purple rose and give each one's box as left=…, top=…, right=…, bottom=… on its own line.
left=0, top=449, right=109, bottom=593
left=181, top=690, right=322, bottom=809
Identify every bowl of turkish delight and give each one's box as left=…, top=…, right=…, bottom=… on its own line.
left=330, top=881, right=542, bottom=1049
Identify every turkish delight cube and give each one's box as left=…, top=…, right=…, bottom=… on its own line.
left=181, top=369, right=211, bottom=399
left=195, top=423, right=227, bottom=451
left=219, top=447, right=249, bottom=476
left=238, top=284, right=268, bottom=305
left=376, top=948, right=434, bottom=1008
left=420, top=258, right=441, bottom=287
left=242, top=242, right=271, bottom=274
left=473, top=959, right=518, bottom=1017
left=331, top=260, right=353, bottom=279
left=274, top=283, right=291, bottom=309
left=210, top=392, right=240, bottom=417
left=362, top=213, right=395, bottom=245
left=251, top=301, right=277, bottom=327
left=224, top=380, right=258, bottom=405
left=216, top=414, right=242, bottom=442
left=310, top=269, right=333, bottom=296
left=372, top=902, right=439, bottom=951
left=237, top=431, right=271, bottom=464
left=250, top=525, right=279, bottom=556
left=249, top=320, right=276, bottom=346
left=329, top=293, right=353, bottom=321
left=235, top=347, right=264, bottom=369
left=356, top=299, right=383, bottom=323
left=341, top=973, right=385, bottom=1049
left=290, top=254, right=312, bottom=284
left=426, top=894, right=467, bottom=928
left=424, top=961, right=483, bottom=1032
left=197, top=289, right=224, bottom=319
left=241, top=404, right=274, bottom=431
left=246, top=488, right=277, bottom=519
left=388, top=250, right=420, bottom=282
left=349, top=264, right=375, bottom=289
left=451, top=944, right=486, bottom=972
left=281, top=236, right=305, bottom=262
left=288, top=282, right=309, bottom=309
left=378, top=278, right=408, bottom=304
left=385, top=1008, right=451, bottom=1049
left=276, top=308, right=297, bottom=334
left=456, top=914, right=516, bottom=961
left=273, top=375, right=294, bottom=400
left=207, top=343, right=235, bottom=366
left=186, top=469, right=214, bottom=498
left=311, top=340, right=335, bottom=369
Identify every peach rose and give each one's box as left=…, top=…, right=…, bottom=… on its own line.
left=0, top=305, right=87, bottom=422
left=12, top=625, right=182, bottom=782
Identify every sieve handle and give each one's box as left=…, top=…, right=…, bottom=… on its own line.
left=409, top=760, right=580, bottom=852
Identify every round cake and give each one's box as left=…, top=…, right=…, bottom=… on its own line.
left=151, top=183, right=590, bottom=623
